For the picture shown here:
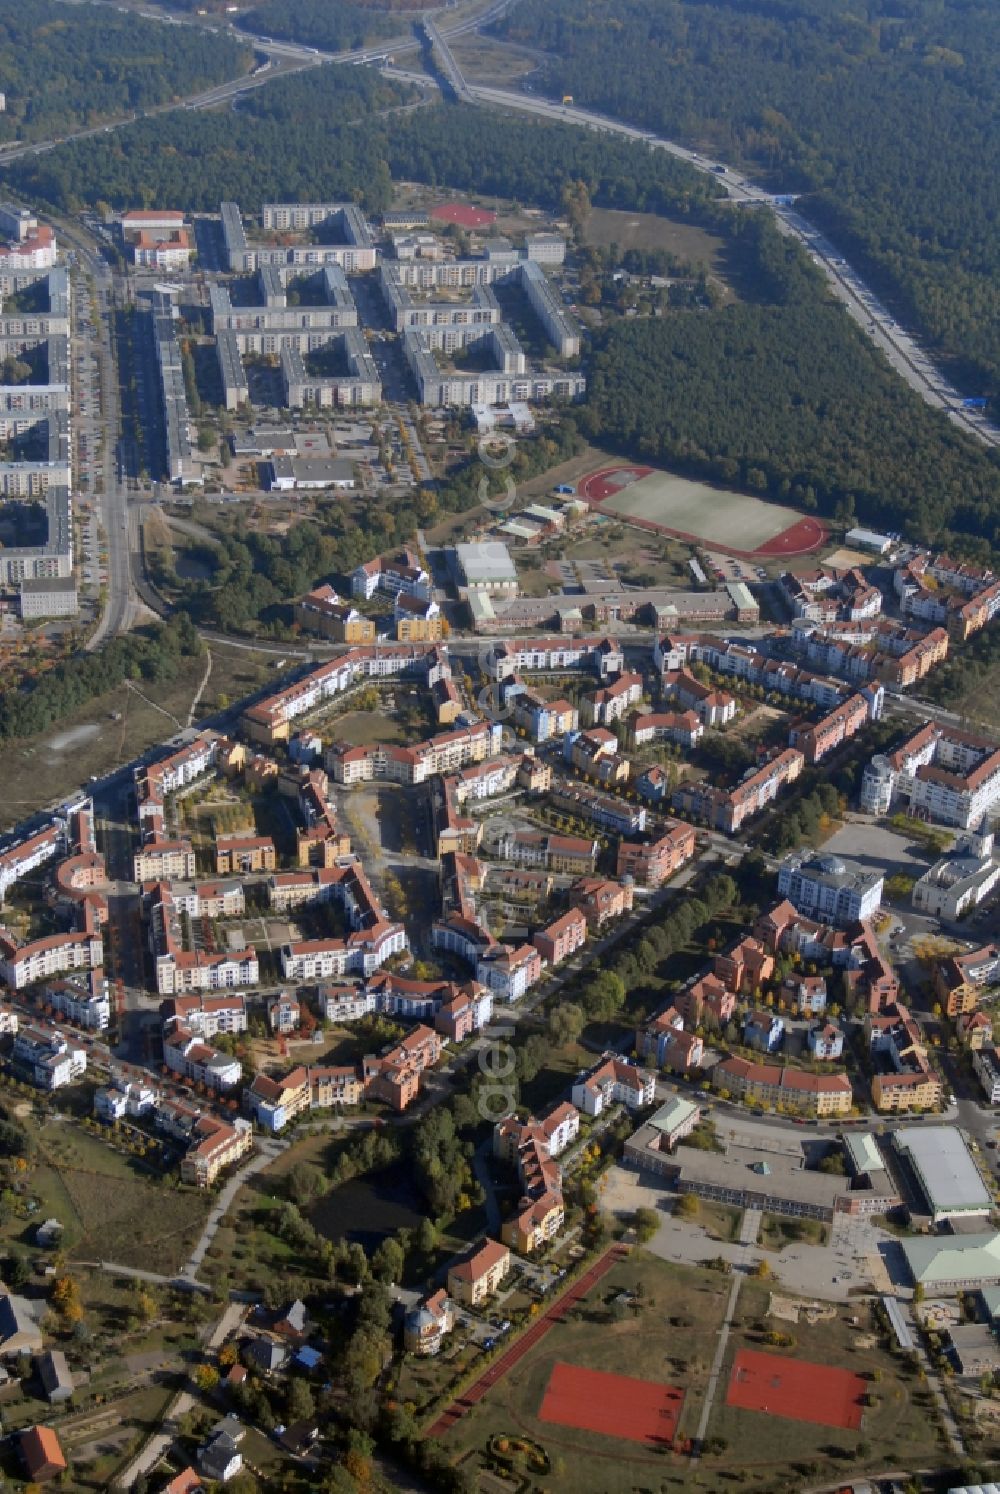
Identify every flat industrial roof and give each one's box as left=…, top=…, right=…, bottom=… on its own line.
left=454, top=540, right=518, bottom=584
left=895, top=1126, right=993, bottom=1215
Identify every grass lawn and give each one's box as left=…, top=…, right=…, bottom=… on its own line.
left=517, top=1039, right=591, bottom=1114
left=584, top=207, right=736, bottom=301
left=759, top=1212, right=828, bottom=1250
left=437, top=1250, right=944, bottom=1493
left=0, top=654, right=208, bottom=833
left=331, top=710, right=413, bottom=747
left=27, top=1120, right=212, bottom=1275
left=696, top=1199, right=743, bottom=1244
left=438, top=1252, right=730, bottom=1492
left=701, top=1279, right=943, bottom=1486
left=200, top=637, right=285, bottom=715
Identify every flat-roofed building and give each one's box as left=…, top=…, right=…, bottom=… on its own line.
left=893, top=1125, right=992, bottom=1223
left=637, top=1127, right=899, bottom=1220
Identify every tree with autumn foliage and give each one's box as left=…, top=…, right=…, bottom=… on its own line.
left=51, top=1274, right=84, bottom=1327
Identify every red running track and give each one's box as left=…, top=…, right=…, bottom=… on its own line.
left=539, top=1361, right=684, bottom=1447
left=726, top=1348, right=866, bottom=1431
left=578, top=464, right=653, bottom=502
left=754, top=514, right=828, bottom=556
left=576, top=465, right=827, bottom=558
left=426, top=1244, right=629, bottom=1439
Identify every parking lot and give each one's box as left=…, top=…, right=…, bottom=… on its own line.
left=822, top=819, right=935, bottom=883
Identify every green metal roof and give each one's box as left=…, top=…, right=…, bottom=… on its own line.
left=902, top=1232, right=1000, bottom=1287
left=648, top=1096, right=699, bottom=1135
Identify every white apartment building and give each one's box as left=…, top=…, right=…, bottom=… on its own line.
left=0, top=928, right=104, bottom=991
left=163, top=1028, right=242, bottom=1092
left=13, top=1025, right=87, bottom=1089
left=777, top=851, right=884, bottom=926
left=912, top=828, right=1000, bottom=921
left=44, top=977, right=111, bottom=1031
left=571, top=1054, right=655, bottom=1116
left=160, top=993, right=248, bottom=1039
left=0, top=823, right=63, bottom=903
left=863, top=723, right=1000, bottom=829
left=319, top=985, right=377, bottom=1023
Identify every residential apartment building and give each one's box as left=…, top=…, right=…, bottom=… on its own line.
left=447, top=1239, right=511, bottom=1307
left=581, top=673, right=643, bottom=727
left=476, top=943, right=542, bottom=1003
left=180, top=1115, right=253, bottom=1187
left=571, top=1054, right=655, bottom=1116
left=403, top=1290, right=456, bottom=1356
left=12, top=1025, right=86, bottom=1089
left=0, top=922, right=104, bottom=991
left=241, top=644, right=446, bottom=745
left=714, top=1056, right=852, bottom=1117
left=395, top=593, right=444, bottom=643
left=973, top=1047, right=1000, bottom=1105
left=568, top=876, right=635, bottom=930
left=660, top=669, right=737, bottom=726
left=777, top=850, right=884, bottom=925
left=629, top=709, right=703, bottom=750
left=163, top=1026, right=242, bottom=1092
left=133, top=838, right=196, bottom=882
left=215, top=835, right=276, bottom=875
left=712, top=936, right=774, bottom=996
left=532, top=908, right=587, bottom=967
left=550, top=785, right=645, bottom=837
left=294, top=585, right=376, bottom=644
left=862, top=722, right=1000, bottom=829
left=934, top=945, right=1000, bottom=1018
left=789, top=693, right=870, bottom=765
left=150, top=885, right=259, bottom=996
left=513, top=691, right=579, bottom=743
left=159, top=994, right=248, bottom=1039
left=493, top=830, right=597, bottom=875
left=672, top=748, right=805, bottom=835
left=43, top=975, right=111, bottom=1031
left=867, top=1002, right=943, bottom=1112
left=0, top=823, right=64, bottom=904
left=350, top=548, right=431, bottom=601
left=616, top=822, right=697, bottom=888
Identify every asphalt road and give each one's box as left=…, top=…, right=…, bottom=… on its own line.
left=419, top=28, right=999, bottom=449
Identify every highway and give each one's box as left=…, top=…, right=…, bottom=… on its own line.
left=419, top=32, right=1000, bottom=451
left=23, top=0, right=999, bottom=451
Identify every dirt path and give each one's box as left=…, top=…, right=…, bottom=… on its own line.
left=186, top=647, right=213, bottom=727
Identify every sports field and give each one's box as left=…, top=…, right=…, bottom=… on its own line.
left=430, top=201, right=496, bottom=228
left=539, top=1362, right=684, bottom=1447
left=578, top=464, right=826, bottom=556
left=726, top=1348, right=866, bottom=1431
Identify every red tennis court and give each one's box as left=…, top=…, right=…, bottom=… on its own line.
left=726, top=1349, right=866, bottom=1430
left=539, top=1362, right=684, bottom=1447
left=430, top=201, right=497, bottom=228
